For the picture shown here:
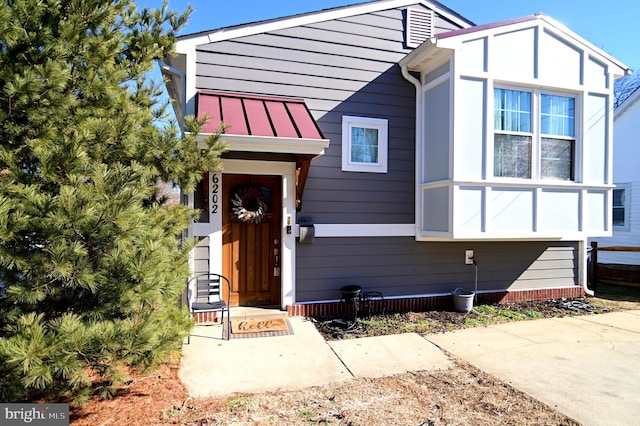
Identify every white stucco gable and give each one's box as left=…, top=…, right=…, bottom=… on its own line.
left=402, top=13, right=628, bottom=87
left=400, top=14, right=630, bottom=241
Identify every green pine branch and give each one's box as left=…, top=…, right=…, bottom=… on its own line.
left=0, top=0, right=218, bottom=404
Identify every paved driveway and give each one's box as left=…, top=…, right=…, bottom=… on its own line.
left=426, top=311, right=640, bottom=426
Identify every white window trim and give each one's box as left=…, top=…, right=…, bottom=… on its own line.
left=342, top=115, right=388, bottom=173
left=613, top=183, right=631, bottom=231
left=492, top=85, right=578, bottom=182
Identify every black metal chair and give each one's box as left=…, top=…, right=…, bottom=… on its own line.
left=187, top=273, right=231, bottom=342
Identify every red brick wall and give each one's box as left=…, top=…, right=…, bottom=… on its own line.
left=193, top=311, right=219, bottom=324
left=191, top=287, right=585, bottom=322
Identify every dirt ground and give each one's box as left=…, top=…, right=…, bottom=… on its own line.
left=71, top=358, right=579, bottom=426
left=71, top=290, right=640, bottom=425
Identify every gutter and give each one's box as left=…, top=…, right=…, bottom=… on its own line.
left=400, top=63, right=423, bottom=239
left=157, top=59, right=186, bottom=129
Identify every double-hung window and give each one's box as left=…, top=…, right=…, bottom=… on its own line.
left=494, top=88, right=575, bottom=181
left=613, top=184, right=630, bottom=229
left=494, top=89, right=532, bottom=178
left=540, top=95, right=575, bottom=180
left=342, top=116, right=388, bottom=173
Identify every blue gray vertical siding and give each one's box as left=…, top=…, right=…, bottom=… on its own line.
left=193, top=3, right=581, bottom=301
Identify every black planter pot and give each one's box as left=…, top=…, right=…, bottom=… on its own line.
left=340, top=285, right=362, bottom=303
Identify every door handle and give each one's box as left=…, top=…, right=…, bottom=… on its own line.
left=273, top=241, right=280, bottom=276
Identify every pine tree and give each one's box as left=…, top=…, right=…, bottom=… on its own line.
left=0, top=0, right=225, bottom=404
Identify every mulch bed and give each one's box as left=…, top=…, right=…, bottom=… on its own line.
left=312, top=299, right=582, bottom=340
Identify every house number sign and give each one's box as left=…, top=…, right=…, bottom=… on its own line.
left=211, top=173, right=219, bottom=214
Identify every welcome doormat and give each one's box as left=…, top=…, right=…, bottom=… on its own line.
left=225, top=318, right=294, bottom=339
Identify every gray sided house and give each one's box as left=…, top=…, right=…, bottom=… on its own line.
left=162, top=0, right=628, bottom=316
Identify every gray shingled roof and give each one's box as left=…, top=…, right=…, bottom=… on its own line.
left=615, top=73, right=640, bottom=109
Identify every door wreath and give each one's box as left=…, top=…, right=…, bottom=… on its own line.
left=231, top=186, right=268, bottom=223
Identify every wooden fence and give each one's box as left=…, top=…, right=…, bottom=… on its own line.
left=589, top=242, right=640, bottom=290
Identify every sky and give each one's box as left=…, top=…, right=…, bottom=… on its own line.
left=135, top=0, right=640, bottom=71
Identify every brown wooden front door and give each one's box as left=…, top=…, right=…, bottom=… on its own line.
left=222, top=174, right=282, bottom=306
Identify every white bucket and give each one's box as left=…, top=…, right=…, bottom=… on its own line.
left=452, top=288, right=474, bottom=313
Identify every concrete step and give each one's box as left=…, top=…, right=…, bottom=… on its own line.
left=230, top=306, right=287, bottom=320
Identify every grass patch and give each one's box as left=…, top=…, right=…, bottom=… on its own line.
left=495, top=308, right=524, bottom=320
left=225, top=396, right=251, bottom=412
left=462, top=304, right=535, bottom=327
left=359, top=318, right=398, bottom=334
left=298, top=410, right=315, bottom=419
left=523, top=310, right=542, bottom=319
left=403, top=319, right=434, bottom=333
left=473, top=305, right=496, bottom=315
left=463, top=317, right=493, bottom=327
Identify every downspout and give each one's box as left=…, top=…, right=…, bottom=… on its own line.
left=400, top=64, right=423, bottom=239
left=582, top=240, right=594, bottom=296
left=157, top=59, right=186, bottom=130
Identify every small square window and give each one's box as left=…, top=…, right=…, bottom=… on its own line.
left=613, top=184, right=630, bottom=229
left=351, top=127, right=379, bottom=163
left=342, top=116, right=388, bottom=173
left=194, top=171, right=209, bottom=223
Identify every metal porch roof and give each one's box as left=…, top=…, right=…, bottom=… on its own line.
left=196, top=91, right=325, bottom=140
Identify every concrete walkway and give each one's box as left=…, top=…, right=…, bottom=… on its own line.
left=180, top=315, right=452, bottom=397
left=180, top=317, right=350, bottom=397
left=427, top=310, right=640, bottom=426
left=180, top=310, right=640, bottom=425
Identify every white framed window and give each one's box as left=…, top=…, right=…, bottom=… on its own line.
left=494, top=89, right=532, bottom=178
left=540, top=94, right=575, bottom=180
left=342, top=116, right=388, bottom=173
left=613, top=183, right=630, bottom=230
left=493, top=87, right=576, bottom=181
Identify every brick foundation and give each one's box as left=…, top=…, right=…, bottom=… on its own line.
left=286, top=287, right=585, bottom=317
left=191, top=287, right=585, bottom=322
left=192, top=311, right=219, bottom=324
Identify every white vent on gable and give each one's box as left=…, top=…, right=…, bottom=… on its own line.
left=406, top=7, right=434, bottom=48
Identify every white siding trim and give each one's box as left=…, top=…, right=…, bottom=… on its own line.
left=415, top=179, right=612, bottom=240
left=175, top=43, right=198, bottom=117
left=198, top=134, right=330, bottom=156
left=176, top=0, right=471, bottom=45
left=431, top=18, right=627, bottom=76
left=216, top=159, right=298, bottom=308
left=306, top=224, right=416, bottom=237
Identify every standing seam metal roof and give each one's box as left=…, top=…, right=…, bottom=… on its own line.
left=196, top=91, right=325, bottom=140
